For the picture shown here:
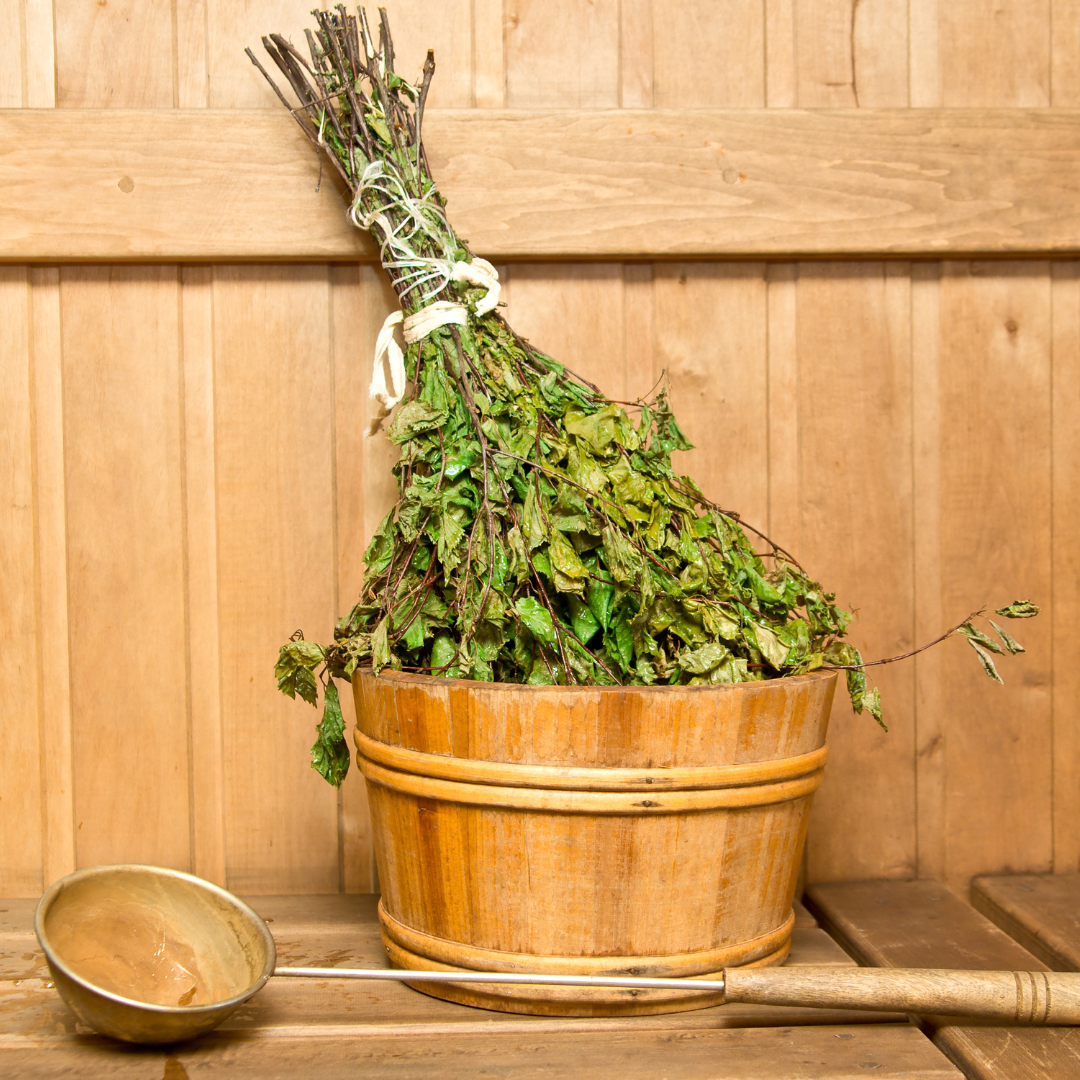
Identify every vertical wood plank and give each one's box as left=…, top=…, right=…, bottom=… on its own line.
left=794, top=0, right=858, bottom=106
left=797, top=263, right=916, bottom=883
left=29, top=267, right=75, bottom=887
left=623, top=264, right=654, bottom=403
left=359, top=265, right=402, bottom=581
left=908, top=0, right=940, bottom=107
left=54, top=0, right=175, bottom=107
left=652, top=0, right=764, bottom=107
left=331, top=263, right=375, bottom=893
left=852, top=0, right=910, bottom=105
left=376, top=0, right=475, bottom=108
left=911, top=260, right=945, bottom=881
left=652, top=264, right=769, bottom=533
left=205, top=0, right=325, bottom=109
left=936, top=261, right=1052, bottom=894
left=213, top=265, right=339, bottom=894
left=620, top=0, right=653, bottom=108
left=473, top=0, right=507, bottom=107
left=181, top=266, right=226, bottom=886
left=61, top=266, right=191, bottom=871
left=909, top=0, right=943, bottom=884
left=0, top=0, right=23, bottom=106
left=23, top=0, right=56, bottom=107
left=205, top=1, right=472, bottom=109
left=766, top=263, right=799, bottom=557
left=0, top=267, right=43, bottom=896
left=1052, top=0, right=1080, bottom=105
left=940, top=0, right=1050, bottom=106
left=505, top=265, right=627, bottom=400
left=177, top=0, right=209, bottom=109
left=765, top=0, right=797, bottom=107
left=504, top=0, right=620, bottom=107
left=1051, top=261, right=1080, bottom=872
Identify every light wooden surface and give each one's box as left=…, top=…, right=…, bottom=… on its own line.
left=0, top=1029, right=961, bottom=1080
left=807, top=878, right=1080, bottom=1079
left=5, top=107, right=1080, bottom=260
left=0, top=893, right=963, bottom=1080
left=972, top=873, right=1080, bottom=971
left=0, top=0, right=1077, bottom=908
left=356, top=671, right=834, bottom=1014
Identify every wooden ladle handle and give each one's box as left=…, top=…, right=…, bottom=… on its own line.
left=723, top=966, right=1080, bottom=1024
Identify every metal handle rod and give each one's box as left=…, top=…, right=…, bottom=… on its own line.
left=274, top=966, right=1080, bottom=1023
left=274, top=966, right=726, bottom=992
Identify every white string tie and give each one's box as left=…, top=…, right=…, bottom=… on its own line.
left=450, top=258, right=501, bottom=316
left=402, top=300, right=469, bottom=343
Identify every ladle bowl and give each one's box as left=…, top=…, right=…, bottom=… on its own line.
left=35, top=864, right=276, bottom=1044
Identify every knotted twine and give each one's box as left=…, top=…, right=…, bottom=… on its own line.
left=353, top=159, right=501, bottom=435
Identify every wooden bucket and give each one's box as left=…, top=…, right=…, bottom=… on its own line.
left=353, top=668, right=836, bottom=1016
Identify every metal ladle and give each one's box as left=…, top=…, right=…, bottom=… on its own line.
left=35, top=864, right=1080, bottom=1045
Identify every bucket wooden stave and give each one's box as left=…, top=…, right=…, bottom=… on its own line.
left=353, top=669, right=836, bottom=1016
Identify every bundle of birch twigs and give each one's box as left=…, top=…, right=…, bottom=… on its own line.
left=251, top=7, right=1036, bottom=785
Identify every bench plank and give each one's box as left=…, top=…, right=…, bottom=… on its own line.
left=806, top=879, right=1080, bottom=1080
left=0, top=895, right=899, bottom=1043
left=972, top=873, right=1080, bottom=971
left=0, top=1025, right=961, bottom=1080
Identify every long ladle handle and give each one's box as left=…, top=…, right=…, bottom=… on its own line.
left=723, top=966, right=1080, bottom=1024
left=275, top=966, right=1080, bottom=1024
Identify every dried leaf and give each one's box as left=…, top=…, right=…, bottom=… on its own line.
left=989, top=619, right=1025, bottom=655
left=995, top=600, right=1040, bottom=619
left=958, top=622, right=1004, bottom=655
left=310, top=679, right=350, bottom=787
left=967, top=638, right=1004, bottom=684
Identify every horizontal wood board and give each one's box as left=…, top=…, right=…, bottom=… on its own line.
left=972, top=873, right=1080, bottom=971
left=0, top=1028, right=959, bottom=1080
left=4, top=108, right=1080, bottom=260
left=806, top=879, right=1080, bottom=1080
left=0, top=893, right=907, bottom=1039
left=0, top=893, right=956, bottom=1079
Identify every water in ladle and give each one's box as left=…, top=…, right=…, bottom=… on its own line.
left=47, top=894, right=211, bottom=1007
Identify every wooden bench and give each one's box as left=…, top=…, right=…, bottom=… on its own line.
left=973, top=872, right=1080, bottom=973
left=806, top=878, right=1080, bottom=1080
left=0, top=894, right=961, bottom=1079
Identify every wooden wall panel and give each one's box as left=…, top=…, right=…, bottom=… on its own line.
left=0, top=0, right=22, bottom=107
left=0, top=268, right=43, bottom=895
left=212, top=264, right=340, bottom=894
left=29, top=267, right=76, bottom=890
left=205, top=0, right=327, bottom=109
left=60, top=266, right=191, bottom=871
left=935, top=262, right=1054, bottom=894
left=2, top=0, right=1077, bottom=900
left=1050, top=261, right=1080, bottom=873
left=652, top=265, right=770, bottom=531
left=652, top=0, right=765, bottom=107
left=54, top=0, right=176, bottom=108
left=797, top=264, right=916, bottom=882
left=911, top=261, right=946, bottom=881
left=181, top=265, right=227, bottom=886
left=504, top=0, right=620, bottom=107
left=941, top=0, right=1050, bottom=107
left=331, top=263, right=392, bottom=894
left=502, top=265, right=628, bottom=400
